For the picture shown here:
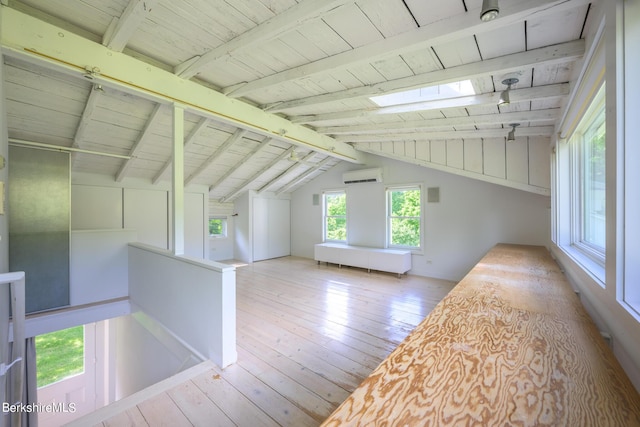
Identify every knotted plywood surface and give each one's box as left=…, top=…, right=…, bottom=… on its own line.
left=322, top=244, right=640, bottom=426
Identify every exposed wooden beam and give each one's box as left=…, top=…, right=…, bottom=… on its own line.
left=102, top=0, right=158, bottom=52
left=259, top=152, right=316, bottom=193
left=116, top=103, right=164, bottom=182
left=225, top=0, right=590, bottom=98
left=220, top=147, right=295, bottom=202
left=275, top=157, right=333, bottom=195
left=152, top=117, right=209, bottom=184
left=185, top=129, right=247, bottom=186
left=292, top=84, right=569, bottom=124
left=319, top=109, right=560, bottom=135
left=265, top=40, right=584, bottom=112
left=71, top=86, right=103, bottom=165
left=208, top=137, right=274, bottom=192
left=174, top=0, right=356, bottom=79
left=335, top=126, right=556, bottom=143
left=0, top=7, right=364, bottom=163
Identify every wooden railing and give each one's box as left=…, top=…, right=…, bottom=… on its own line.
left=322, top=244, right=640, bottom=426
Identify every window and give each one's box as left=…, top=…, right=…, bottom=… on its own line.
left=387, top=186, right=421, bottom=249
left=209, top=216, right=227, bottom=238
left=324, top=191, right=346, bottom=242
left=572, top=85, right=606, bottom=262
left=36, top=325, right=84, bottom=387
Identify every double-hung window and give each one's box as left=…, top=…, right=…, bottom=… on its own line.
left=387, top=186, right=422, bottom=250
left=572, top=85, right=606, bottom=263
left=323, top=190, right=346, bottom=242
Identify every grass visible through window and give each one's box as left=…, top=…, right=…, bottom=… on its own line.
left=36, top=326, right=84, bottom=388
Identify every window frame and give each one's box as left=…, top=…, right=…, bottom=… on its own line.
left=208, top=216, right=228, bottom=238
left=323, top=190, right=347, bottom=243
left=386, top=184, right=423, bottom=251
left=570, top=85, right=606, bottom=266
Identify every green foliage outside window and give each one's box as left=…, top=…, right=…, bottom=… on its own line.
left=209, top=217, right=226, bottom=237
left=389, top=188, right=421, bottom=248
left=36, top=326, right=84, bottom=387
left=325, top=192, right=346, bottom=241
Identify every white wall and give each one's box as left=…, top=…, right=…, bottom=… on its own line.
left=71, top=172, right=208, bottom=259
left=112, top=313, right=201, bottom=400
left=292, top=153, right=551, bottom=281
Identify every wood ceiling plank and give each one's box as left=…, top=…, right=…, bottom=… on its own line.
left=0, top=7, right=363, bottom=163
left=175, top=0, right=357, bottom=79
left=402, top=0, right=466, bottom=27
left=226, top=0, right=591, bottom=98
left=185, top=129, right=247, bottom=186
left=358, top=0, right=419, bottom=38
left=323, top=3, right=384, bottom=48
left=475, top=21, right=526, bottom=60
left=265, top=40, right=584, bottom=112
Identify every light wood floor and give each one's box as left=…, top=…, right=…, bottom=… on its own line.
left=89, top=256, right=456, bottom=426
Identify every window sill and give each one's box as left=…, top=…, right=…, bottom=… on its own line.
left=559, top=244, right=606, bottom=287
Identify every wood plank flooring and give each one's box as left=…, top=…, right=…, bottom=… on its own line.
left=83, top=256, right=456, bottom=426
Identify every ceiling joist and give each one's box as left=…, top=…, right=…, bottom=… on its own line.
left=337, top=126, right=556, bottom=143
left=265, top=40, right=584, bottom=112
left=102, top=0, right=158, bottom=52
left=225, top=0, right=590, bottom=98
left=185, top=129, right=247, bottom=186
left=208, top=137, right=274, bottom=192
left=292, top=83, right=570, bottom=124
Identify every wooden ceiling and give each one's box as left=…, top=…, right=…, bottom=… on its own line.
left=1, top=0, right=595, bottom=199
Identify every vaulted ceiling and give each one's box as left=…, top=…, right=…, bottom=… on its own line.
left=1, top=0, right=595, bottom=199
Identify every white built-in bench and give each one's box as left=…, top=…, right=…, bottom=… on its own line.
left=314, top=242, right=411, bottom=277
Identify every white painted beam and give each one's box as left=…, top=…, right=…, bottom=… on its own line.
left=171, top=104, right=185, bottom=256
left=292, top=83, right=569, bottom=124
left=225, top=0, right=591, bottom=98
left=174, top=0, right=356, bottom=79
left=259, top=152, right=316, bottom=193
left=336, top=126, right=556, bottom=143
left=265, top=40, right=584, bottom=112
left=153, top=117, right=209, bottom=184
left=0, top=7, right=363, bottom=163
left=102, top=0, right=158, bottom=52
left=219, top=147, right=295, bottom=202
left=116, top=103, right=164, bottom=182
left=72, top=86, right=103, bottom=165
left=275, top=157, right=333, bottom=195
left=185, top=129, right=247, bottom=186
left=208, top=137, right=273, bottom=192
left=319, top=109, right=560, bottom=135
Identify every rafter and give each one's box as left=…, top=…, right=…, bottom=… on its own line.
left=220, top=146, right=295, bottom=202
left=259, top=152, right=317, bottom=193
left=71, top=86, right=103, bottom=165
left=292, top=83, right=570, bottom=124
left=102, top=0, right=158, bottom=52
left=335, top=126, right=556, bottom=143
left=265, top=40, right=584, bottom=112
left=319, top=109, right=560, bottom=135
left=275, top=157, right=333, bottom=195
left=225, top=0, right=590, bottom=98
left=153, top=117, right=209, bottom=184
left=208, top=137, right=274, bottom=192
left=185, top=129, right=247, bottom=186
left=0, top=7, right=364, bottom=164
left=174, top=0, right=356, bottom=79
left=116, top=103, right=164, bottom=182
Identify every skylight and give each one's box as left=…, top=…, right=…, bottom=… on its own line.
left=370, top=80, right=477, bottom=107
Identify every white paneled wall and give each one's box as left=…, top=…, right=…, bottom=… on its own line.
left=355, top=137, right=551, bottom=196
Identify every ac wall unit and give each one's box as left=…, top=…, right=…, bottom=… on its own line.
left=342, top=168, right=383, bottom=184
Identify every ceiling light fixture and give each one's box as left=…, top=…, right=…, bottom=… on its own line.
left=480, top=0, right=499, bottom=22
left=93, top=84, right=105, bottom=93
left=507, top=123, right=520, bottom=141
left=499, top=77, right=519, bottom=106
